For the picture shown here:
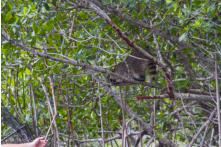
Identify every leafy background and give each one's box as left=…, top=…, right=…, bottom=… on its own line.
left=1, top=0, right=221, bottom=146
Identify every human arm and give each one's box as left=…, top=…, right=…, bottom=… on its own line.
left=2, top=137, right=48, bottom=147
left=2, top=142, right=30, bottom=147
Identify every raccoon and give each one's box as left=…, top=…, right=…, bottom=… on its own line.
left=108, top=50, right=157, bottom=85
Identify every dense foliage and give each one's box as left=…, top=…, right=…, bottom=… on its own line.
left=1, top=0, right=221, bottom=146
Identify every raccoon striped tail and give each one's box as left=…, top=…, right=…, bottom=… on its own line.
left=148, top=61, right=157, bottom=81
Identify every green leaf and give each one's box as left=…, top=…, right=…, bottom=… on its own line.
left=25, top=68, right=32, bottom=75
left=5, top=11, right=12, bottom=22
left=193, top=19, right=201, bottom=27
left=179, top=32, right=187, bottom=42
left=32, top=22, right=38, bottom=33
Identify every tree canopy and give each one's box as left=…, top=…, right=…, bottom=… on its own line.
left=1, top=0, right=221, bottom=146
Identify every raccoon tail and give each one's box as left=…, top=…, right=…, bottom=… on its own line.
left=148, top=61, right=157, bottom=81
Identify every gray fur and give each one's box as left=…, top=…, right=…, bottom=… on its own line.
left=108, top=50, right=156, bottom=85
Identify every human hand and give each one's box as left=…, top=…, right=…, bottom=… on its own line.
left=29, top=137, right=48, bottom=147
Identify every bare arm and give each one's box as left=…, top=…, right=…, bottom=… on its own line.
left=2, top=137, right=48, bottom=147
left=2, top=143, right=31, bottom=147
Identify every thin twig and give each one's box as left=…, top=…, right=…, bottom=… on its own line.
left=136, top=93, right=214, bottom=101
left=189, top=109, right=216, bottom=146
left=29, top=83, right=36, bottom=137
left=69, top=11, right=77, bottom=40
left=40, top=78, right=54, bottom=117
left=209, top=128, right=215, bottom=146
left=98, top=82, right=105, bottom=147
left=215, top=59, right=221, bottom=146
left=153, top=89, right=156, bottom=146
left=5, top=73, right=19, bottom=118
left=120, top=87, right=126, bottom=147
left=176, top=110, right=189, bottom=145
left=22, top=73, right=26, bottom=110
left=49, top=75, right=60, bottom=146
left=12, top=70, right=20, bottom=117
left=62, top=75, right=76, bottom=145
left=45, top=112, right=58, bottom=140
left=200, top=118, right=211, bottom=147
left=15, top=66, right=23, bottom=114
left=31, top=83, right=39, bottom=137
